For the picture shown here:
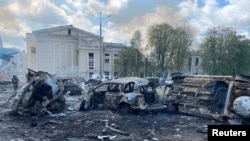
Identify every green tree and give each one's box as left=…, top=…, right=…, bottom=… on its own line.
left=231, top=36, right=250, bottom=74
left=148, top=23, right=174, bottom=76
left=172, top=28, right=192, bottom=72
left=147, top=23, right=192, bottom=76
left=114, top=47, right=137, bottom=77
left=114, top=30, right=145, bottom=77
left=201, top=26, right=250, bottom=75
left=130, top=30, right=144, bottom=77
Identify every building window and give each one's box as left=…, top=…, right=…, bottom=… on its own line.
left=195, top=58, right=199, bottom=66
left=188, top=58, right=192, bottom=72
left=114, top=72, right=118, bottom=77
left=105, top=53, right=110, bottom=64
left=88, top=53, right=94, bottom=70
left=104, top=72, right=109, bottom=79
left=31, top=47, right=36, bottom=54
left=68, top=29, right=71, bottom=35
left=104, top=72, right=109, bottom=76
left=105, top=58, right=109, bottom=63
left=89, top=72, right=94, bottom=78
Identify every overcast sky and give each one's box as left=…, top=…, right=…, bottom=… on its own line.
left=0, top=0, right=249, bottom=51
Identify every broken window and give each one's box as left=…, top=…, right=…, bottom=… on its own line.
left=108, top=83, right=121, bottom=92
left=95, top=83, right=109, bottom=92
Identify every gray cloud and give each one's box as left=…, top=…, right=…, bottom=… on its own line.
left=0, top=0, right=70, bottom=50
left=177, top=0, right=250, bottom=45
left=104, top=5, right=184, bottom=46
left=1, top=0, right=70, bottom=29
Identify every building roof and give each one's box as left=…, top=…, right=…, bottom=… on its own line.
left=103, top=42, right=126, bottom=48
left=33, top=25, right=100, bottom=38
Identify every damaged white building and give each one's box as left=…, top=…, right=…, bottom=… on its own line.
left=26, top=25, right=125, bottom=80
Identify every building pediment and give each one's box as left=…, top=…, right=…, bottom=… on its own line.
left=33, top=25, right=100, bottom=39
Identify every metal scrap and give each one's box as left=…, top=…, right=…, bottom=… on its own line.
left=104, top=122, right=129, bottom=135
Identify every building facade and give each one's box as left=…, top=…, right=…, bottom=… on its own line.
left=184, top=50, right=203, bottom=75
left=26, top=25, right=125, bottom=80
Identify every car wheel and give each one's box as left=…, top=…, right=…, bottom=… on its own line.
left=79, top=100, right=86, bottom=111
left=119, top=103, right=132, bottom=114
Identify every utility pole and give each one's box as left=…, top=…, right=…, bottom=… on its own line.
left=99, top=12, right=102, bottom=78
left=99, top=12, right=111, bottom=79
left=145, top=55, right=148, bottom=77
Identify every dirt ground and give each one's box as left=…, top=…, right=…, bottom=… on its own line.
left=0, top=84, right=224, bottom=141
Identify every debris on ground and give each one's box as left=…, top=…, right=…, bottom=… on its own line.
left=1, top=71, right=250, bottom=140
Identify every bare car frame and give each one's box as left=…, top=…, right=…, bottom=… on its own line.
left=79, top=77, right=167, bottom=114
left=164, top=73, right=250, bottom=123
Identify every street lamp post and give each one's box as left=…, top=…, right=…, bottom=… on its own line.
left=99, top=12, right=111, bottom=79
left=99, top=12, right=102, bottom=78
left=145, top=55, right=148, bottom=77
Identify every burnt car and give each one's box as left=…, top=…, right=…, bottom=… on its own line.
left=146, top=77, right=161, bottom=88
left=58, top=77, right=82, bottom=95
left=9, top=68, right=67, bottom=116
left=85, top=78, right=102, bottom=87
left=79, top=77, right=167, bottom=114
left=164, top=73, right=250, bottom=123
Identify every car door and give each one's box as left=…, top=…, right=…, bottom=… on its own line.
left=91, top=83, right=109, bottom=105
left=104, top=82, right=123, bottom=109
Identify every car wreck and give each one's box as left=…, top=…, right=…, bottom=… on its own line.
left=7, top=68, right=67, bottom=116
left=57, top=77, right=83, bottom=95
left=165, top=73, right=250, bottom=123
left=79, top=77, right=167, bottom=114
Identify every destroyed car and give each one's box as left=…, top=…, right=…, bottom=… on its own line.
left=146, top=77, right=161, bottom=88
left=85, top=78, right=102, bottom=87
left=8, top=69, right=67, bottom=116
left=165, top=73, right=250, bottom=123
left=57, top=77, right=82, bottom=95
left=79, top=77, right=167, bottom=114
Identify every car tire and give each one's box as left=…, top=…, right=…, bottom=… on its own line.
left=119, top=103, right=132, bottom=114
